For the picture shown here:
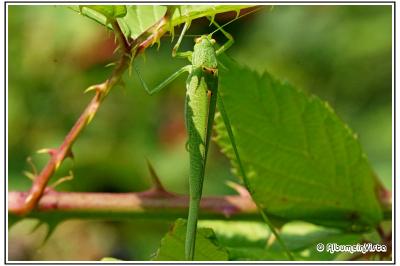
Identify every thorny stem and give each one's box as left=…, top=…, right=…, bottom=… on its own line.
left=111, top=20, right=130, bottom=53
left=11, top=13, right=171, bottom=216
left=8, top=190, right=258, bottom=220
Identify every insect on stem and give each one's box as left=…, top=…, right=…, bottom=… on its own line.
left=135, top=7, right=287, bottom=261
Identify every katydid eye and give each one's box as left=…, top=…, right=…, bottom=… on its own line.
left=195, top=37, right=201, bottom=43
left=210, top=39, right=216, bottom=44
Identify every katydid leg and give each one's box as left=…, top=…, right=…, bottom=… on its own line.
left=135, top=65, right=191, bottom=95
left=208, top=20, right=234, bottom=55
left=172, top=21, right=193, bottom=59
left=217, top=94, right=294, bottom=260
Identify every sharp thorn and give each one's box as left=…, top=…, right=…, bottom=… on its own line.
left=226, top=181, right=250, bottom=197
left=65, top=148, right=74, bottom=160
left=105, top=62, right=116, bottom=68
left=84, top=85, right=98, bottom=94
left=84, top=83, right=106, bottom=94
left=37, top=148, right=57, bottom=156
left=26, top=156, right=38, bottom=176
left=50, top=170, right=74, bottom=189
left=23, top=171, right=36, bottom=181
left=145, top=158, right=168, bottom=194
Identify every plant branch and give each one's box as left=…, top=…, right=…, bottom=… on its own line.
left=110, top=20, right=130, bottom=53
left=11, top=14, right=172, bottom=216
left=8, top=190, right=259, bottom=221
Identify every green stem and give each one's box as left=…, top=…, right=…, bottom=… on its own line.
left=259, top=207, right=294, bottom=260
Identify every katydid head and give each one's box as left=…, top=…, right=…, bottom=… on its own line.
left=192, top=35, right=218, bottom=69
left=195, top=35, right=216, bottom=45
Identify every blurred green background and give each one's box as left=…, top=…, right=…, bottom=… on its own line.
left=8, top=5, right=392, bottom=260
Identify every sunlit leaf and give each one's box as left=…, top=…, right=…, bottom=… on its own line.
left=215, top=55, right=383, bottom=231
left=81, top=5, right=127, bottom=20
left=198, top=220, right=363, bottom=260
left=153, top=219, right=228, bottom=261
left=72, top=5, right=255, bottom=40
left=73, top=5, right=127, bottom=27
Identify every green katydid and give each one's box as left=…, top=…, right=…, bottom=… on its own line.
left=137, top=20, right=230, bottom=260
left=136, top=11, right=292, bottom=261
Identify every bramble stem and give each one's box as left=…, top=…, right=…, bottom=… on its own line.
left=9, top=190, right=258, bottom=220
left=11, top=12, right=172, bottom=216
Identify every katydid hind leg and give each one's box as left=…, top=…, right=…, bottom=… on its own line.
left=135, top=65, right=191, bottom=95
left=216, top=95, right=293, bottom=260
left=216, top=94, right=247, bottom=186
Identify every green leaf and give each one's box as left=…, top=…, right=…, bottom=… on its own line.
left=215, top=55, right=383, bottom=231
left=277, top=222, right=346, bottom=251
left=153, top=218, right=228, bottom=261
left=119, top=6, right=168, bottom=39
left=169, top=5, right=251, bottom=25
left=72, top=5, right=254, bottom=40
left=272, top=221, right=363, bottom=260
left=198, top=220, right=271, bottom=248
left=70, top=6, right=165, bottom=38
left=80, top=5, right=127, bottom=20
left=227, top=247, right=289, bottom=261
left=198, top=220, right=363, bottom=261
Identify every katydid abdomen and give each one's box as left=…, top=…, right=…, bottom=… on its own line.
left=185, top=67, right=208, bottom=260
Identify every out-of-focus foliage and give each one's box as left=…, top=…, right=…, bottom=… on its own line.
left=8, top=5, right=391, bottom=261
